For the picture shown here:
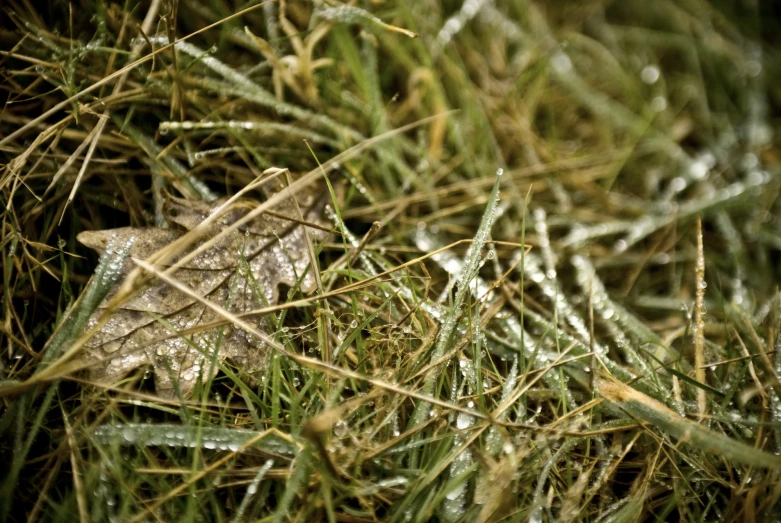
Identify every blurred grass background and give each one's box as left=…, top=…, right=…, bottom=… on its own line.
left=2, top=0, right=781, bottom=521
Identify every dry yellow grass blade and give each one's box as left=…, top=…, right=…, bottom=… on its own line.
left=598, top=377, right=781, bottom=469
left=695, top=217, right=706, bottom=418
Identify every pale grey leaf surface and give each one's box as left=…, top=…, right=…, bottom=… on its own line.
left=76, top=181, right=328, bottom=397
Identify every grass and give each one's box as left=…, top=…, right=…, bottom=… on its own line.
left=2, top=0, right=781, bottom=521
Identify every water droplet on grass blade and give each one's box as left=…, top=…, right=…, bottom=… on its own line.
left=334, top=421, right=348, bottom=437
left=641, top=65, right=660, bottom=84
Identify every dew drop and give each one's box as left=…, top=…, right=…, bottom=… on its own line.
left=122, top=427, right=136, bottom=443
left=334, top=421, right=348, bottom=437
left=745, top=60, right=762, bottom=77
left=690, top=160, right=709, bottom=179
left=551, top=52, right=572, bottom=73
left=650, top=96, right=667, bottom=112
left=742, top=153, right=759, bottom=170
left=669, top=177, right=686, bottom=192
left=641, top=65, right=660, bottom=84
left=456, top=412, right=474, bottom=429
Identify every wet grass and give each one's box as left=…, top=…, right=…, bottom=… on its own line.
left=2, top=0, right=781, bottom=521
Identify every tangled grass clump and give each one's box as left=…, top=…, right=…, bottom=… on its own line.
left=1, top=1, right=781, bottom=521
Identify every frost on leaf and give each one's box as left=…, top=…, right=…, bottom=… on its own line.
left=75, top=180, right=329, bottom=398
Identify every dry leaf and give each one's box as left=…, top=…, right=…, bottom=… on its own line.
left=76, top=179, right=329, bottom=398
